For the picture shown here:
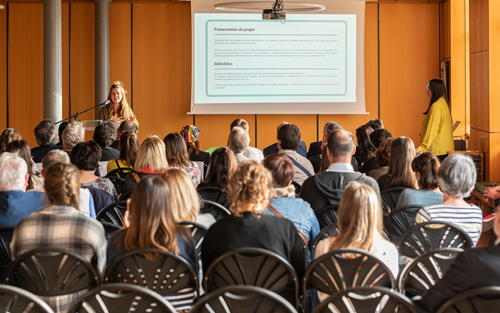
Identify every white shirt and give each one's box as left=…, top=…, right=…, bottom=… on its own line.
left=327, top=162, right=354, bottom=173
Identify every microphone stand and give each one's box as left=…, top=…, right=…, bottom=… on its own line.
left=55, top=100, right=110, bottom=124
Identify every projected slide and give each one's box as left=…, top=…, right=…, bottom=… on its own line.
left=193, top=13, right=357, bottom=105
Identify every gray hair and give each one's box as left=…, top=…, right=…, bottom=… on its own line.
left=228, top=126, right=250, bottom=154
left=438, top=154, right=476, bottom=198
left=42, top=150, right=70, bottom=172
left=34, top=119, right=56, bottom=146
left=0, top=152, right=28, bottom=191
left=62, top=122, right=85, bottom=150
left=324, top=121, right=343, bottom=139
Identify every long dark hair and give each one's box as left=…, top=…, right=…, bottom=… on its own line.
left=119, top=132, right=140, bottom=168
left=203, top=148, right=237, bottom=190
left=5, top=140, right=35, bottom=190
left=424, top=79, right=449, bottom=115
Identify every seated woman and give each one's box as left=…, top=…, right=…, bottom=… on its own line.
left=107, top=176, right=198, bottom=312
left=197, top=147, right=237, bottom=208
left=415, top=154, right=483, bottom=246
left=369, top=137, right=393, bottom=182
left=71, top=141, right=118, bottom=199
left=0, top=128, right=22, bottom=153
left=164, top=133, right=201, bottom=187
left=396, top=151, right=443, bottom=211
left=378, top=136, right=417, bottom=192
left=11, top=163, right=106, bottom=313
left=353, top=124, right=375, bottom=167
left=262, top=153, right=320, bottom=260
left=315, top=181, right=399, bottom=300
left=107, top=131, right=140, bottom=173
left=5, top=140, right=44, bottom=190
left=180, top=125, right=210, bottom=168
left=124, top=136, right=169, bottom=193
left=202, top=161, right=305, bottom=279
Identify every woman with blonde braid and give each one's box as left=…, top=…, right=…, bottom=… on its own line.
left=11, top=163, right=106, bottom=313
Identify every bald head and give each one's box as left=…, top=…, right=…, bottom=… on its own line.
left=327, top=129, right=355, bottom=163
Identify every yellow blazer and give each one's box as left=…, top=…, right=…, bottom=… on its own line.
left=417, top=97, right=454, bottom=156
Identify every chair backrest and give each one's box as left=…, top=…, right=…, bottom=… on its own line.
left=197, top=186, right=231, bottom=209
left=381, top=187, right=408, bottom=214
left=105, top=176, right=125, bottom=199
left=311, top=224, right=340, bottom=257
left=99, top=221, right=123, bottom=239
left=105, top=167, right=136, bottom=179
left=105, top=248, right=199, bottom=298
left=436, top=286, right=500, bottom=313
left=312, top=286, right=417, bottom=313
left=190, top=286, right=298, bottom=313
left=204, top=248, right=300, bottom=310
left=291, top=181, right=301, bottom=197
left=314, top=205, right=339, bottom=229
left=397, top=221, right=473, bottom=259
left=398, top=248, right=462, bottom=297
left=118, top=190, right=133, bottom=201
left=6, top=248, right=99, bottom=296
left=200, top=199, right=231, bottom=221
left=384, top=205, right=423, bottom=244
left=96, top=200, right=127, bottom=227
left=0, top=284, right=54, bottom=313
left=178, top=221, right=207, bottom=259
left=68, top=283, right=177, bottom=313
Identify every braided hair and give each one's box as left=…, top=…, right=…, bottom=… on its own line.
left=44, top=163, right=81, bottom=210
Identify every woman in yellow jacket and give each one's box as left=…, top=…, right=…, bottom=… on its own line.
left=416, top=78, right=454, bottom=161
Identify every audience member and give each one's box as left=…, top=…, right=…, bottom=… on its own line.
left=57, top=122, right=70, bottom=145
left=71, top=141, right=118, bottom=199
left=0, top=128, right=22, bottom=153
left=378, top=137, right=417, bottom=192
left=396, top=151, right=443, bottom=210
left=263, top=154, right=320, bottom=260
left=107, top=176, right=197, bottom=312
left=31, top=119, right=62, bottom=163
left=93, top=122, right=120, bottom=161
left=300, top=129, right=380, bottom=214
left=277, top=124, right=314, bottom=185
left=415, top=154, right=482, bottom=246
left=161, top=169, right=215, bottom=228
left=61, top=122, right=85, bottom=156
left=263, top=121, right=308, bottom=157
left=164, top=133, right=201, bottom=187
left=230, top=118, right=264, bottom=163
left=354, top=124, right=376, bottom=167
left=110, top=120, right=137, bottom=150
left=107, top=132, right=139, bottom=173
left=180, top=125, right=210, bottom=168
left=228, top=126, right=250, bottom=164
left=124, top=136, right=168, bottom=193
left=10, top=163, right=106, bottom=313
left=5, top=140, right=44, bottom=190
left=369, top=137, right=394, bottom=182
left=0, top=153, right=44, bottom=227
left=366, top=118, right=384, bottom=131
left=359, top=128, right=393, bottom=174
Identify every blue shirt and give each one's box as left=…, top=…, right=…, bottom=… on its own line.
left=0, top=190, right=44, bottom=227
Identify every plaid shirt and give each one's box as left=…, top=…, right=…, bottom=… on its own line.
left=10, top=205, right=107, bottom=313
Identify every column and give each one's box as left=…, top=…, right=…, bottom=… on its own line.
left=95, top=0, right=111, bottom=118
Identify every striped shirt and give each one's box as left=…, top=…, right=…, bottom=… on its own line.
left=415, top=204, right=483, bottom=246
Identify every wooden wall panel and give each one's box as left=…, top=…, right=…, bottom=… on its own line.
left=256, top=115, right=317, bottom=152
left=110, top=3, right=132, bottom=95
left=133, top=2, right=192, bottom=141
left=70, top=3, right=95, bottom=128
left=0, top=4, right=7, bottom=132
left=470, top=51, right=489, bottom=131
left=196, top=115, right=255, bottom=150
left=62, top=3, right=70, bottom=121
left=470, top=0, right=488, bottom=54
left=469, top=128, right=490, bottom=180
left=440, top=0, right=450, bottom=60
left=379, top=3, right=440, bottom=145
left=8, top=3, right=43, bottom=148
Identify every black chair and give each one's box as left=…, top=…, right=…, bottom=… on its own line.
left=6, top=248, right=100, bottom=297
left=398, top=248, right=462, bottom=297
left=105, top=176, right=125, bottom=199
left=381, top=187, right=408, bottom=214
left=190, top=285, right=298, bottom=313
left=200, top=199, right=231, bottom=221
left=203, top=248, right=300, bottom=310
left=105, top=248, right=199, bottom=299
left=68, top=283, right=176, bottom=313
left=0, top=284, right=54, bottom=313
left=0, top=226, right=14, bottom=282
left=291, top=181, right=301, bottom=197
left=397, top=221, right=474, bottom=259
left=96, top=200, right=127, bottom=227
left=105, top=167, right=136, bottom=179
left=118, top=190, right=133, bottom=201
left=311, top=224, right=340, bottom=258
left=178, top=221, right=208, bottom=259
left=436, top=286, right=500, bottom=313
left=99, top=221, right=122, bottom=238
left=197, top=186, right=231, bottom=209
left=303, top=248, right=396, bottom=309
left=384, top=205, right=423, bottom=244
left=314, top=205, right=338, bottom=229
left=312, top=286, right=417, bottom=313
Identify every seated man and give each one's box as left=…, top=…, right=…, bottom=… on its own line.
left=277, top=124, right=314, bottom=185
left=93, top=122, right=120, bottom=162
left=61, top=122, right=85, bottom=157
left=230, top=119, right=264, bottom=163
left=263, top=121, right=308, bottom=157
left=300, top=129, right=380, bottom=214
left=0, top=153, right=44, bottom=227
left=110, top=120, right=136, bottom=150
left=31, top=119, right=62, bottom=163
left=228, top=126, right=250, bottom=164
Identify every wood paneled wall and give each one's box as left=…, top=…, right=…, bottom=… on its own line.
left=0, top=1, right=442, bottom=153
